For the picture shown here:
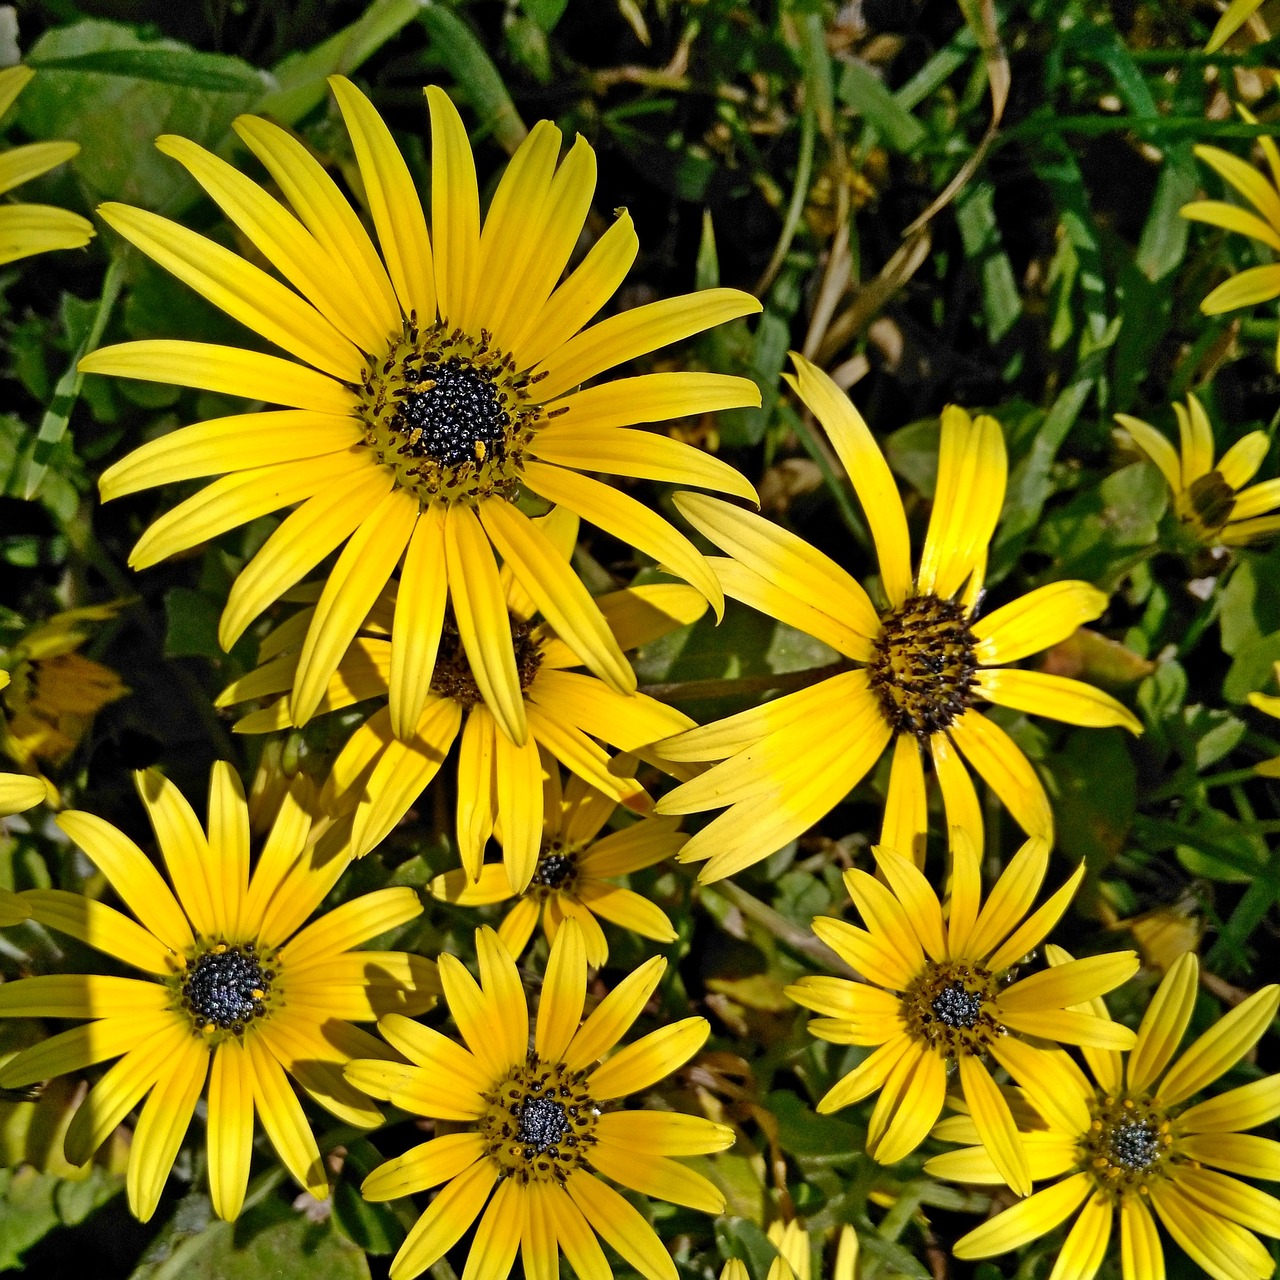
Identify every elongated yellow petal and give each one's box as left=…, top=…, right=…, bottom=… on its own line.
left=1206, top=0, right=1267, bottom=51
left=0, top=1009, right=174, bottom=1089
left=565, top=1169, right=677, bottom=1280
left=843, top=867, right=926, bottom=973
left=1194, top=143, right=1280, bottom=228
left=1120, top=1194, right=1164, bottom=1280
left=785, top=354, right=913, bottom=606
left=82, top=340, right=356, bottom=415
left=464, top=1185, right=535, bottom=1280
left=446, top=504, right=527, bottom=744
left=1128, top=952, right=1199, bottom=1093
left=329, top=75, right=435, bottom=321
left=869, top=846, right=947, bottom=959
left=959, top=1052, right=1032, bottom=1196
left=976, top=668, right=1143, bottom=734
left=155, top=134, right=389, bottom=354
left=966, top=836, right=1050, bottom=960
left=99, top=202, right=361, bottom=381
left=207, top=1039, right=254, bottom=1221
left=0, top=203, right=94, bottom=265
left=1149, top=1181, right=1274, bottom=1280
left=989, top=1036, right=1093, bottom=1135
left=564, top=956, right=666, bottom=1071
left=867, top=1042, right=946, bottom=1164
left=817, top=1033, right=914, bottom=1114
left=954, top=1172, right=1091, bottom=1258
left=480, top=499, right=633, bottom=693
left=589, top=1016, right=708, bottom=1099
left=536, top=917, right=587, bottom=1064
left=362, top=1133, right=486, bottom=1202
left=127, top=1030, right=208, bottom=1221
left=527, top=463, right=723, bottom=616
left=535, top=288, right=761, bottom=403
left=0, top=140, right=80, bottom=196
left=543, top=1180, right=610, bottom=1280
left=1179, top=1075, right=1280, bottom=1134
left=879, top=735, right=928, bottom=867
left=220, top=464, right=394, bottom=651
left=21, top=889, right=172, bottom=974
left=1231, top=475, right=1280, bottom=521
left=548, top=370, right=761, bottom=435
left=986, top=862, right=1085, bottom=972
left=425, top=86, right=480, bottom=331
left=495, top=727, right=544, bottom=893
left=134, top=768, right=218, bottom=936
left=233, top=113, right=400, bottom=337
left=344, top=1056, right=485, bottom=1122
left=1221, top=429, right=1273, bottom=494
left=1116, top=413, right=1184, bottom=495
left=389, top=1160, right=497, bottom=1280
left=1001, top=952, right=1139, bottom=1013
left=589, top=1139, right=725, bottom=1214
left=437, top=951, right=517, bottom=1083
left=972, top=580, right=1108, bottom=666
left=245, top=1034, right=327, bottom=1199
left=576, top=881, right=677, bottom=944
left=676, top=490, right=877, bottom=639
left=1161, top=983, right=1280, bottom=1105
left=1052, top=1189, right=1112, bottom=1280
left=1182, top=199, right=1280, bottom=252
left=533, top=420, right=760, bottom=505
left=949, top=710, right=1053, bottom=842
left=1181, top=1133, right=1280, bottom=1181
left=258, top=1014, right=386, bottom=1126
left=1001, top=1010, right=1137, bottom=1050
left=390, top=504, right=448, bottom=738
left=1202, top=263, right=1280, bottom=314
left=0, top=773, right=47, bottom=817
left=290, top=486, right=414, bottom=725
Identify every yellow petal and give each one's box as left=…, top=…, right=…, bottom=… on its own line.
left=565, top=1169, right=677, bottom=1280
left=976, top=669, right=1143, bottom=734
left=426, top=86, right=480, bottom=329
left=207, top=1039, right=254, bottom=1221
left=389, top=1162, right=497, bottom=1280
left=817, top=1033, right=914, bottom=1114
left=867, top=1042, right=946, bottom=1164
left=953, top=1172, right=1091, bottom=1259
left=1201, top=263, right=1280, bottom=314
left=0, top=1009, right=175, bottom=1089
left=966, top=835, right=1050, bottom=960
left=564, top=956, right=666, bottom=1071
left=81, top=340, right=356, bottom=416
left=1193, top=143, right=1280, bottom=229
left=588, top=1017, right=708, bottom=1099
left=281, top=885, right=424, bottom=969
left=1128, top=951, right=1199, bottom=1093
left=785, top=354, right=912, bottom=606
left=390, top=504, right=449, bottom=738
left=542, top=1180, right=610, bottom=1280
left=134, top=768, right=218, bottom=937
left=1116, top=413, right=1183, bottom=495
left=0, top=203, right=94, bottom=265
left=1120, top=1194, right=1164, bottom=1280
left=361, top=1132, right=487, bottom=1201
left=536, top=917, right=587, bottom=1063
left=98, top=202, right=361, bottom=381
left=1181, top=199, right=1280, bottom=252
left=1180, top=1133, right=1280, bottom=1181
left=948, top=710, right=1053, bottom=843
left=880, top=735, right=928, bottom=868
left=0, top=140, right=81, bottom=196
left=1160, top=982, right=1280, bottom=1106
left=576, top=881, right=677, bottom=944
left=1149, top=1181, right=1274, bottom=1280
left=959, top=1053, right=1031, bottom=1196
left=1001, top=952, right=1140, bottom=1013
left=986, top=862, right=1086, bottom=972
left=587, top=1140, right=724, bottom=1214
left=1178, top=1075, right=1280, bottom=1134
left=329, top=75, right=435, bottom=321
left=931, top=735, right=985, bottom=863
left=972, top=580, right=1108, bottom=666
left=495, top=727, right=544, bottom=894
left=21, top=889, right=172, bottom=974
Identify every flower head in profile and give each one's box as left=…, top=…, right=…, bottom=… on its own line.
left=786, top=834, right=1139, bottom=1195
left=2, top=602, right=129, bottom=777
left=929, top=950, right=1280, bottom=1280
left=657, top=353, right=1141, bottom=880
left=0, top=66, right=94, bottom=266
left=1248, top=661, right=1280, bottom=777
left=83, top=76, right=760, bottom=748
left=0, top=764, right=439, bottom=1221
left=346, top=921, right=732, bottom=1280
left=220, top=508, right=704, bottom=891
left=431, top=766, right=685, bottom=967
left=721, top=1220, right=860, bottom=1280
left=1116, top=393, right=1280, bottom=548
left=1183, top=113, right=1280, bottom=367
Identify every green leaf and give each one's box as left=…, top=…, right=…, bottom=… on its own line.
left=1224, top=629, right=1280, bottom=704
left=1043, top=729, right=1136, bottom=866
left=955, top=180, right=1022, bottom=342
left=522, top=0, right=572, bottom=33
left=837, top=61, right=925, bottom=152
left=20, top=21, right=268, bottom=212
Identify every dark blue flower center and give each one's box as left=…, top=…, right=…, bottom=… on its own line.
left=392, top=357, right=510, bottom=470
left=182, top=945, right=271, bottom=1031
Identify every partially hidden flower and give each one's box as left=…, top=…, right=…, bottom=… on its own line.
left=656, top=353, right=1141, bottom=880
left=0, top=764, right=439, bottom=1221
left=721, top=1220, right=860, bottom=1280
left=0, top=671, right=52, bottom=820
left=345, top=921, right=732, bottom=1280
left=219, top=507, right=704, bottom=889
left=431, top=765, right=684, bottom=967
left=2, top=602, right=129, bottom=775
left=1247, top=660, right=1280, bottom=776
left=929, top=950, right=1280, bottom=1280
left=0, top=66, right=94, bottom=266
left=1116, top=393, right=1280, bottom=547
left=84, top=75, right=760, bottom=747
left=785, top=834, right=1139, bottom=1195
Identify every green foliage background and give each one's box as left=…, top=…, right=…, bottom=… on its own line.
left=2, top=0, right=1279, bottom=1276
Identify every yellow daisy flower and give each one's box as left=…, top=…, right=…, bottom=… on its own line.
left=785, top=834, right=1139, bottom=1195
left=345, top=920, right=732, bottom=1280
left=0, top=764, right=439, bottom=1221
left=0, top=672, right=51, bottom=819
left=657, top=353, right=1141, bottom=880
left=721, top=1220, right=860, bottom=1280
left=930, top=950, right=1280, bottom=1280
left=430, top=766, right=685, bottom=967
left=1182, top=114, right=1280, bottom=365
left=83, top=75, right=761, bottom=748
left=0, top=66, right=93, bottom=266
left=2, top=602, right=129, bottom=775
left=1116, top=393, right=1280, bottom=547
left=1247, top=661, right=1280, bottom=776
left=219, top=508, right=704, bottom=890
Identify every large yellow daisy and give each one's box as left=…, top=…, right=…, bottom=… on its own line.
left=431, top=766, right=685, bottom=967
left=346, top=920, right=732, bottom=1280
left=0, top=764, right=439, bottom=1221
left=656, top=353, right=1141, bottom=880
left=930, top=950, right=1280, bottom=1280
left=83, top=75, right=760, bottom=748
left=219, top=508, right=703, bottom=890
left=785, top=834, right=1139, bottom=1195
left=0, top=66, right=93, bottom=266
left=1116, top=393, right=1280, bottom=547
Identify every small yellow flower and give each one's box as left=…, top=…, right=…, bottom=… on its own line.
left=721, top=1220, right=860, bottom=1280
left=930, top=950, right=1280, bottom=1280
left=1248, top=661, right=1280, bottom=776
left=0, top=66, right=93, bottom=266
left=2, top=604, right=129, bottom=774
left=0, top=765, right=439, bottom=1221
left=657, top=354, right=1141, bottom=880
left=84, top=76, right=760, bottom=746
left=1116, top=393, right=1280, bottom=547
left=430, top=767, right=684, bottom=967
left=346, top=920, right=733, bottom=1280
left=1182, top=113, right=1280, bottom=366
left=786, top=834, right=1139, bottom=1195
left=220, top=508, right=704, bottom=891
